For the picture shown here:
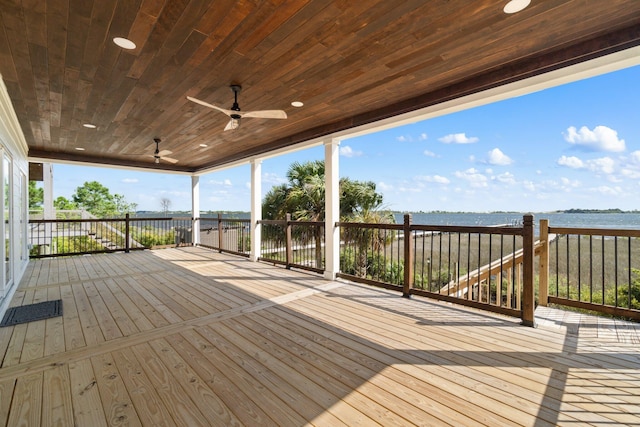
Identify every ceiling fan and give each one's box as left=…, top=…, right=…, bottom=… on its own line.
left=149, top=138, right=178, bottom=164
left=187, top=85, right=287, bottom=131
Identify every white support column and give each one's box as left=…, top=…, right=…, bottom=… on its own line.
left=191, top=175, right=200, bottom=245
left=324, top=138, right=340, bottom=280
left=250, top=159, right=262, bottom=262
left=43, top=163, right=54, bottom=219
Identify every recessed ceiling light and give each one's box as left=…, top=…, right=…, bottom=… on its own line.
left=291, top=101, right=304, bottom=107
left=199, top=144, right=208, bottom=148
left=82, top=123, right=96, bottom=129
left=503, top=0, right=531, bottom=14
left=113, top=37, right=136, bottom=50
left=75, top=147, right=85, bottom=151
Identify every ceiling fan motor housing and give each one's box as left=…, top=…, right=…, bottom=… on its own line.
left=230, top=85, right=242, bottom=119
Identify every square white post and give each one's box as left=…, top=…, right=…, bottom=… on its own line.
left=191, top=175, right=200, bottom=245
left=324, top=138, right=340, bottom=280
left=250, top=159, right=262, bottom=262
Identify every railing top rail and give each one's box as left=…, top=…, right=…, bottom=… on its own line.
left=30, top=218, right=124, bottom=223
left=30, top=217, right=194, bottom=223
left=259, top=219, right=324, bottom=226
left=411, top=224, right=524, bottom=235
left=337, top=221, right=404, bottom=230
left=548, top=226, right=640, bottom=237
left=131, top=217, right=193, bottom=221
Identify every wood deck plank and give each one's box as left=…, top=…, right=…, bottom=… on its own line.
left=146, top=338, right=245, bottom=427
left=93, top=279, right=139, bottom=337
left=0, top=378, right=16, bottom=427
left=197, top=323, right=355, bottom=426
left=130, top=342, right=211, bottom=426
left=1, top=247, right=639, bottom=426
left=42, top=365, right=74, bottom=426
left=102, top=277, right=155, bottom=332
left=59, top=284, right=86, bottom=350
left=71, top=283, right=105, bottom=346
left=166, top=331, right=278, bottom=426
left=5, top=372, right=42, bottom=426
left=83, top=281, right=123, bottom=341
left=224, top=310, right=464, bottom=426
left=43, top=286, right=65, bottom=356
left=111, top=277, right=174, bottom=328
left=68, top=359, right=108, bottom=427
left=111, top=348, right=175, bottom=426
left=90, top=352, right=142, bottom=427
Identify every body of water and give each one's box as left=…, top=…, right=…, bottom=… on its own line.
left=395, top=212, right=640, bottom=230
left=142, top=212, right=640, bottom=230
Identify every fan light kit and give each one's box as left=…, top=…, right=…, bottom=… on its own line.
left=187, top=85, right=287, bottom=131
left=150, top=138, right=178, bottom=164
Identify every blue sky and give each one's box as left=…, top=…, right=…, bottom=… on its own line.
left=51, top=65, right=640, bottom=213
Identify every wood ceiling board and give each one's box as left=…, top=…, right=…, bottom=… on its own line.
left=1, top=0, right=639, bottom=172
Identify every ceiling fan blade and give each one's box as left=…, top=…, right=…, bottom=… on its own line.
left=162, top=156, right=179, bottom=164
left=158, top=149, right=173, bottom=156
left=224, top=118, right=240, bottom=131
left=187, top=96, right=233, bottom=116
left=241, top=110, right=287, bottom=119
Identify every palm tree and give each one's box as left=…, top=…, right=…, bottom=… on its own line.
left=261, top=160, right=392, bottom=270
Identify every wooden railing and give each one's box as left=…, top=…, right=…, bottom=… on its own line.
left=29, top=212, right=640, bottom=322
left=199, top=214, right=251, bottom=257
left=338, top=214, right=536, bottom=325
left=29, top=215, right=192, bottom=258
left=538, top=219, right=640, bottom=320
left=259, top=215, right=325, bottom=273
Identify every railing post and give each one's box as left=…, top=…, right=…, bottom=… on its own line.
left=125, top=213, right=130, bottom=253
left=538, top=219, right=549, bottom=307
left=403, top=214, right=414, bottom=298
left=521, top=214, right=535, bottom=327
left=217, top=213, right=223, bottom=253
left=285, top=213, right=293, bottom=269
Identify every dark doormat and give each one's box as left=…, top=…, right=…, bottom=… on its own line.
left=0, top=300, right=63, bottom=327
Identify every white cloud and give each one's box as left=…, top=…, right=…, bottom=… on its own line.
left=439, top=133, right=479, bottom=144
left=586, top=157, right=615, bottom=174
left=339, top=145, right=363, bottom=157
left=590, top=185, right=623, bottom=196
left=563, top=125, right=625, bottom=152
left=560, top=177, right=580, bottom=188
left=396, top=135, right=410, bottom=142
left=454, top=168, right=487, bottom=188
left=416, top=175, right=450, bottom=184
left=494, top=172, right=516, bottom=185
left=423, top=150, right=437, bottom=157
left=419, top=133, right=428, bottom=140
left=208, top=178, right=233, bottom=186
left=557, top=155, right=584, bottom=169
left=122, top=178, right=138, bottom=183
left=487, top=148, right=513, bottom=165
left=523, top=181, right=536, bottom=192
left=378, top=182, right=393, bottom=191
left=262, top=173, right=286, bottom=185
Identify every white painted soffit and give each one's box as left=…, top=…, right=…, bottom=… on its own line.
left=195, top=45, right=640, bottom=176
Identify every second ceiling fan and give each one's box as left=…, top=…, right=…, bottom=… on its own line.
left=187, top=85, right=287, bottom=131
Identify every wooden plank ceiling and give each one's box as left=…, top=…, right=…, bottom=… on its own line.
left=1, top=0, right=639, bottom=173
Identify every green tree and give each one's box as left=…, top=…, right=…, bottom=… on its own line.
left=261, top=160, right=392, bottom=269
left=53, top=196, right=77, bottom=211
left=72, top=181, right=134, bottom=217
left=28, top=180, right=43, bottom=210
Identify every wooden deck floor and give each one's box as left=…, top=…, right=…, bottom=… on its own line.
left=1, top=247, right=639, bottom=426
